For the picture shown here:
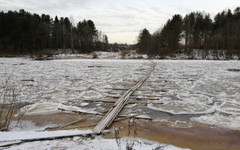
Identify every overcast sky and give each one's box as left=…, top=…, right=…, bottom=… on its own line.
left=0, top=0, right=239, bottom=44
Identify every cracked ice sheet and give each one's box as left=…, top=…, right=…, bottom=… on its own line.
left=145, top=60, right=240, bottom=130
left=0, top=58, right=151, bottom=105
left=1, top=58, right=240, bottom=130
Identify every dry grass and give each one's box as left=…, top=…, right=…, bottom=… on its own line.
left=92, top=53, right=98, bottom=59
left=0, top=73, right=21, bottom=131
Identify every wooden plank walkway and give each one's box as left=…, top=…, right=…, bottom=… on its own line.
left=93, top=63, right=155, bottom=134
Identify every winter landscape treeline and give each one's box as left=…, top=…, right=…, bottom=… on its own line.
left=1, top=8, right=240, bottom=59
left=137, top=7, right=240, bottom=58
left=0, top=9, right=109, bottom=55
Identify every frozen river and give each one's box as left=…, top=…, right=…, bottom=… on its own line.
left=0, top=58, right=240, bottom=131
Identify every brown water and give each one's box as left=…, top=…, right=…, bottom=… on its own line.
left=6, top=111, right=240, bottom=150
left=105, top=119, right=240, bottom=150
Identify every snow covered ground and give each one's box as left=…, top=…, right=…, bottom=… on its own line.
left=1, top=57, right=240, bottom=149
left=53, top=50, right=148, bottom=59
left=0, top=130, right=188, bottom=150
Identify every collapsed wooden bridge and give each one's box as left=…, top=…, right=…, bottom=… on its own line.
left=93, top=62, right=155, bottom=134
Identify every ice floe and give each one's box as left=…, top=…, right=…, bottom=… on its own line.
left=19, top=102, right=97, bottom=116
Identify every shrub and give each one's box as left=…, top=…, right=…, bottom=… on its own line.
left=92, top=53, right=98, bottom=59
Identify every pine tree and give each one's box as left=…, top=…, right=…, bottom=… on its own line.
left=137, top=28, right=151, bottom=53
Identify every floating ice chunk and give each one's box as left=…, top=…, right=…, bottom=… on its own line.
left=171, top=120, right=193, bottom=128
left=80, top=102, right=89, bottom=107
left=20, top=102, right=97, bottom=116
left=152, top=119, right=193, bottom=128
left=217, top=101, right=240, bottom=115
left=137, top=114, right=152, bottom=119
left=58, top=103, right=97, bottom=114
left=20, top=102, right=60, bottom=115
left=147, top=101, right=215, bottom=115
left=191, top=114, right=240, bottom=131
left=79, top=90, right=103, bottom=100
left=176, top=93, right=213, bottom=104
left=125, top=103, right=137, bottom=108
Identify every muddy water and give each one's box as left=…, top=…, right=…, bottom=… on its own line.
left=106, top=119, right=240, bottom=150
left=11, top=111, right=240, bottom=150
left=137, top=121, right=240, bottom=150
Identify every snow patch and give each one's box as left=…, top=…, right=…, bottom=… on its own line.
left=1, top=134, right=189, bottom=150
left=0, top=129, right=93, bottom=141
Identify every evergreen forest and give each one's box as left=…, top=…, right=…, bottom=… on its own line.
left=0, top=9, right=109, bottom=55
left=137, top=7, right=240, bottom=57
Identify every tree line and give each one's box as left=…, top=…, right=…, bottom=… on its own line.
left=137, top=7, right=240, bottom=57
left=0, top=9, right=109, bottom=55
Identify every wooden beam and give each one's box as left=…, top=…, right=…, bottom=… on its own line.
left=83, top=99, right=163, bottom=105
left=93, top=63, right=155, bottom=134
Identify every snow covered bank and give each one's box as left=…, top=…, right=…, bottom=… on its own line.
left=53, top=51, right=149, bottom=60
left=0, top=130, right=189, bottom=150
left=159, top=49, right=240, bottom=60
